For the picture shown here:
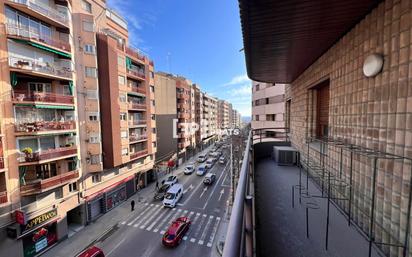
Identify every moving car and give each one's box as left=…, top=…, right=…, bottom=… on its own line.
left=154, top=184, right=172, bottom=200
left=205, top=158, right=216, bottom=169
left=203, top=173, right=216, bottom=185
left=219, top=156, right=226, bottom=164
left=196, top=164, right=208, bottom=176
left=163, top=175, right=178, bottom=186
left=162, top=217, right=191, bottom=247
left=216, top=151, right=223, bottom=157
left=77, top=246, right=105, bottom=257
left=163, top=184, right=183, bottom=208
left=197, top=154, right=207, bottom=163
left=183, top=164, right=195, bottom=175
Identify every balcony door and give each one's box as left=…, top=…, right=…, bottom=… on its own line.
left=315, top=81, right=330, bottom=138
left=36, top=163, right=57, bottom=179
left=39, top=136, right=56, bottom=151
left=29, top=82, right=52, bottom=94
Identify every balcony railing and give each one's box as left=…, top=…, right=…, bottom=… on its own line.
left=129, top=134, right=148, bottom=143
left=128, top=85, right=146, bottom=94
left=128, top=120, right=147, bottom=126
left=5, top=24, right=71, bottom=52
left=128, top=102, right=146, bottom=110
left=6, top=0, right=69, bottom=26
left=222, top=131, right=253, bottom=257
left=13, top=90, right=74, bottom=104
left=0, top=157, right=4, bottom=169
left=9, top=56, right=73, bottom=79
left=15, top=120, right=76, bottom=133
left=19, top=146, right=77, bottom=163
left=0, top=191, right=7, bottom=204
left=127, top=68, right=146, bottom=80
left=130, top=149, right=148, bottom=160
left=126, top=46, right=146, bottom=62
left=20, top=170, right=79, bottom=195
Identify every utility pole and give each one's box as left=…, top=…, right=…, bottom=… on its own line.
left=230, top=135, right=234, bottom=204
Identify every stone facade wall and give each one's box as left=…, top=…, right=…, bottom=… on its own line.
left=286, top=0, right=412, bottom=256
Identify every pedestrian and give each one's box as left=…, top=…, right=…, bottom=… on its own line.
left=131, top=200, right=135, bottom=211
left=155, top=181, right=159, bottom=190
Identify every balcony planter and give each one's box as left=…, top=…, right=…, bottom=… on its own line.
left=21, top=147, right=34, bottom=162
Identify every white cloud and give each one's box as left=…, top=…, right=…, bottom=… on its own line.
left=229, top=84, right=252, bottom=97
left=223, top=74, right=250, bottom=86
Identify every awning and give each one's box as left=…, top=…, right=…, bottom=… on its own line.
left=10, top=72, right=18, bottom=87
left=126, top=56, right=132, bottom=69
left=127, top=91, right=145, bottom=97
left=12, top=39, right=71, bottom=58
left=68, top=81, right=74, bottom=95
left=15, top=103, right=75, bottom=110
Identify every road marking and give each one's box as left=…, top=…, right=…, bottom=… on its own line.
left=183, top=236, right=188, bottom=241
left=218, top=189, right=225, bottom=201
left=207, top=216, right=221, bottom=248
left=192, top=213, right=207, bottom=241
left=183, top=184, right=194, bottom=194
left=133, top=205, right=160, bottom=227
left=199, top=187, right=208, bottom=198
left=190, top=238, right=196, bottom=243
left=146, top=207, right=170, bottom=231
left=199, top=216, right=214, bottom=246
left=106, top=237, right=125, bottom=256
left=162, top=207, right=183, bottom=231
left=153, top=208, right=175, bottom=233
left=202, top=163, right=228, bottom=209
left=126, top=204, right=157, bottom=226
left=180, top=173, right=207, bottom=205
left=140, top=206, right=164, bottom=229
left=198, top=240, right=204, bottom=245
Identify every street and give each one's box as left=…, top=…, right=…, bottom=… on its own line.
left=97, top=148, right=231, bottom=257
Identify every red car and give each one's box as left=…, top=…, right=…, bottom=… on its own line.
left=77, top=246, right=105, bottom=257
left=162, top=217, right=191, bottom=247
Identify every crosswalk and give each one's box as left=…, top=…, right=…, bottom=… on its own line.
left=120, top=203, right=221, bottom=248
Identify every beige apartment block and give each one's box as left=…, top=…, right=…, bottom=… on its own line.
left=218, top=99, right=230, bottom=130
left=252, top=82, right=285, bottom=130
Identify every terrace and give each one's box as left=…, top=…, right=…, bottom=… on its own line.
left=9, top=56, right=73, bottom=80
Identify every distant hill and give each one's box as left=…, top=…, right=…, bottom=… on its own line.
left=242, top=116, right=251, bottom=123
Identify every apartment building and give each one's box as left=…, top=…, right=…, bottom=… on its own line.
left=252, top=82, right=286, bottom=131
left=0, top=1, right=79, bottom=256
left=239, top=0, right=412, bottom=256
left=0, top=1, right=156, bottom=256
left=193, top=84, right=204, bottom=148
left=217, top=100, right=230, bottom=130
left=202, top=93, right=218, bottom=145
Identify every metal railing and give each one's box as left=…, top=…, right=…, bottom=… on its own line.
left=19, top=146, right=77, bottom=163
left=129, top=134, right=148, bottom=142
left=128, top=120, right=147, bottom=126
left=252, top=127, right=290, bottom=144
left=130, top=149, right=148, bottom=160
left=126, top=46, right=146, bottom=62
left=128, top=85, right=146, bottom=94
left=9, top=56, right=73, bottom=79
left=15, top=120, right=76, bottom=133
left=127, top=67, right=146, bottom=80
left=20, top=170, right=79, bottom=195
left=128, top=102, right=146, bottom=110
left=12, top=89, right=74, bottom=104
left=223, top=131, right=254, bottom=257
left=5, top=24, right=71, bottom=52
left=0, top=191, right=7, bottom=204
left=7, top=0, right=69, bottom=26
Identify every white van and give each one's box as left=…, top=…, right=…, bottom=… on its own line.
left=197, top=154, right=207, bottom=163
left=163, top=184, right=183, bottom=208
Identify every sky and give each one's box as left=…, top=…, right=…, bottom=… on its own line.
left=107, top=0, right=252, bottom=117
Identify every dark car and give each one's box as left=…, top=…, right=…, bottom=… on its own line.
left=162, top=217, right=191, bottom=247
left=203, top=173, right=216, bottom=185
left=154, top=184, right=171, bottom=200
left=77, top=246, right=105, bottom=257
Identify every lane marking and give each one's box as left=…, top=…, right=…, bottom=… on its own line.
left=207, top=216, right=222, bottom=248
left=133, top=205, right=161, bottom=228
left=140, top=206, right=164, bottom=229
left=202, top=163, right=228, bottom=209
left=199, top=216, right=214, bottom=246
left=126, top=204, right=157, bottom=226
left=153, top=208, right=175, bottom=233
left=146, top=207, right=170, bottom=231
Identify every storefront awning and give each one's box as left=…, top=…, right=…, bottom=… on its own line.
left=12, top=39, right=71, bottom=58
left=15, top=103, right=75, bottom=110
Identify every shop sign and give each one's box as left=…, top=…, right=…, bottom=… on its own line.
left=15, top=210, right=27, bottom=225
left=22, top=209, right=57, bottom=233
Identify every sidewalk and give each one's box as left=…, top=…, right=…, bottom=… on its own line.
left=42, top=146, right=213, bottom=257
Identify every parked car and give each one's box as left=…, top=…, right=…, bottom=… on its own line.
left=216, top=151, right=223, bottom=157
left=219, top=156, right=226, bottom=164
left=205, top=158, right=215, bottom=169
left=196, top=164, right=208, bottom=176
left=163, top=184, right=183, bottom=208
left=184, top=164, right=195, bottom=175
left=77, top=246, right=105, bottom=257
left=203, top=173, right=216, bottom=185
left=197, top=154, right=207, bottom=163
left=154, top=184, right=172, bottom=200
left=163, top=175, right=178, bottom=186
left=162, top=217, right=191, bottom=247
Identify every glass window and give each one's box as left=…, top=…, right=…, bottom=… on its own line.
left=121, top=131, right=128, bottom=138
left=118, top=75, right=125, bottom=85
left=119, top=94, right=126, bottom=102
left=89, top=134, right=100, bottom=143
left=118, top=55, right=125, bottom=67
left=90, top=155, right=101, bottom=165
left=88, top=112, right=99, bottom=121
left=81, top=0, right=92, bottom=13
left=121, top=148, right=128, bottom=156
left=83, top=21, right=94, bottom=32
left=84, top=44, right=96, bottom=54
left=85, top=67, right=97, bottom=78
left=69, top=182, right=78, bottom=192
left=92, top=173, right=101, bottom=182
left=120, top=113, right=127, bottom=120
left=39, top=136, right=55, bottom=150
left=87, top=89, right=98, bottom=99
left=150, top=85, right=155, bottom=92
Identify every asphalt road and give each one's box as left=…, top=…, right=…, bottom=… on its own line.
left=98, top=148, right=231, bottom=257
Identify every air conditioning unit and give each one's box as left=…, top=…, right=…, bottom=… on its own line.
left=273, top=146, right=297, bottom=166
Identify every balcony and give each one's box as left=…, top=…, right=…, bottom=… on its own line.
left=126, top=46, right=146, bottom=63
left=177, top=93, right=190, bottom=100
left=178, top=113, right=190, bottom=119
left=0, top=157, right=4, bottom=170
left=9, top=56, right=73, bottom=80
left=12, top=90, right=74, bottom=105
left=126, top=67, right=146, bottom=80
left=5, top=24, right=71, bottom=53
left=128, top=120, right=147, bottom=127
left=20, top=170, right=79, bottom=195
left=128, top=102, right=147, bottom=111
left=15, top=120, right=76, bottom=135
left=128, top=85, right=146, bottom=95
left=5, top=0, right=70, bottom=29
left=129, top=134, right=148, bottom=143
left=0, top=191, right=7, bottom=204
left=19, top=146, right=77, bottom=164
left=130, top=149, right=148, bottom=160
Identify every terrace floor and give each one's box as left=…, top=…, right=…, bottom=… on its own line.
left=254, top=158, right=383, bottom=257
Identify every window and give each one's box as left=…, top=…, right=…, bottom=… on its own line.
left=120, top=113, right=127, bottom=120
left=90, top=155, right=101, bottom=165
left=85, top=67, right=97, bottom=78
left=152, top=142, right=157, bottom=148
left=92, top=173, right=101, bottom=183
left=255, top=84, right=260, bottom=91
left=150, top=85, right=155, bottom=92
left=84, top=44, right=96, bottom=54
left=150, top=71, right=154, bottom=78
left=81, top=0, right=92, bottom=13
left=63, top=85, right=71, bottom=96
left=118, top=55, right=125, bottom=67
left=151, top=114, right=156, bottom=120
left=265, top=98, right=269, bottom=105
left=83, top=21, right=94, bottom=32
left=88, top=112, right=99, bottom=121
left=152, top=128, right=156, bottom=134
left=119, top=94, right=126, bottom=103
left=286, top=99, right=291, bottom=129
left=89, top=134, right=100, bottom=143
left=87, top=89, right=98, bottom=99
left=122, top=148, right=128, bottom=156
left=151, top=100, right=155, bottom=106
left=255, top=115, right=259, bottom=121
left=69, top=182, right=78, bottom=192
left=121, top=131, right=128, bottom=138
left=118, top=75, right=125, bottom=85
left=266, top=114, right=276, bottom=121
